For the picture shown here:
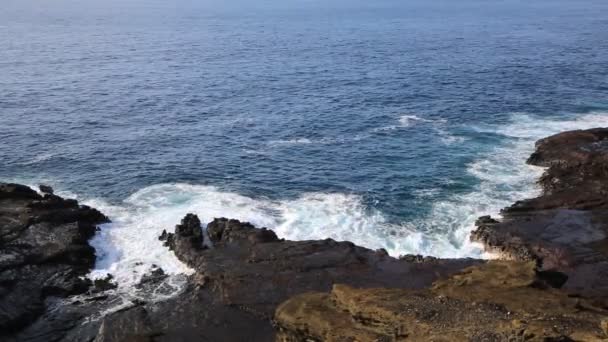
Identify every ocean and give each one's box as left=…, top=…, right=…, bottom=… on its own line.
left=1, top=0, right=608, bottom=300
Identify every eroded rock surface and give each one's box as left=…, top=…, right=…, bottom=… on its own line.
left=275, top=261, right=608, bottom=341
left=0, top=183, right=108, bottom=339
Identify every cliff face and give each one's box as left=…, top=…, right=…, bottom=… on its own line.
left=3, top=128, right=608, bottom=342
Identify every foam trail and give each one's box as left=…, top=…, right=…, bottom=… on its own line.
left=399, top=114, right=434, bottom=127
left=375, top=114, right=465, bottom=145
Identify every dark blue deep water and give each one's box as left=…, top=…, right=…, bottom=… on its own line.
left=2, top=0, right=608, bottom=280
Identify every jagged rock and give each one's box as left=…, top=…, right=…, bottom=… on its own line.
left=471, top=128, right=608, bottom=299
left=92, top=274, right=118, bottom=293
left=38, top=184, right=54, bottom=195
left=207, top=217, right=279, bottom=245
left=135, top=266, right=168, bottom=290
left=162, top=213, right=205, bottom=253
left=0, top=183, right=108, bottom=340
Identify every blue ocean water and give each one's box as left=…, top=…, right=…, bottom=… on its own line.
left=2, top=0, right=608, bottom=294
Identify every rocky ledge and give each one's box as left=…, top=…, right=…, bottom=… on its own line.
left=471, top=128, right=608, bottom=300
left=3, top=128, right=608, bottom=341
left=85, top=217, right=479, bottom=341
left=0, top=184, right=108, bottom=339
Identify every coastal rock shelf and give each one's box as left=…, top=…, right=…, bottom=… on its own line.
left=275, top=261, right=606, bottom=341
left=471, top=128, right=608, bottom=299
left=2, top=128, right=608, bottom=341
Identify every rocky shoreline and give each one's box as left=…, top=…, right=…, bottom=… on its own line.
left=2, top=128, right=608, bottom=341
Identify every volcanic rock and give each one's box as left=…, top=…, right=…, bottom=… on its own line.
left=0, top=183, right=108, bottom=339
left=38, top=184, right=54, bottom=195
left=471, top=128, right=608, bottom=299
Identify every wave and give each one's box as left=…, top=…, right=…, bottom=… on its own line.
left=19, top=152, right=57, bottom=165
left=78, top=184, right=449, bottom=304
left=267, top=135, right=366, bottom=147
left=373, top=114, right=465, bottom=145
left=398, top=114, right=445, bottom=127
left=268, top=138, right=313, bottom=146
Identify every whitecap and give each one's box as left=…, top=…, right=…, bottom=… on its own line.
left=398, top=114, right=447, bottom=127
left=268, top=138, right=313, bottom=146
left=412, top=188, right=441, bottom=199
left=19, top=152, right=57, bottom=165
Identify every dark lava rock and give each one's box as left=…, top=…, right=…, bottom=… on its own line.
left=135, top=266, right=169, bottom=291
left=162, top=213, right=205, bottom=253
left=0, top=183, right=108, bottom=339
left=92, top=274, right=118, bottom=293
left=38, top=184, right=54, bottom=195
left=471, top=128, right=608, bottom=299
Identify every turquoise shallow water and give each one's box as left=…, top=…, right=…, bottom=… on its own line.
left=1, top=0, right=608, bottom=295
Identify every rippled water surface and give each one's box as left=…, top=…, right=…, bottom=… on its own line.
left=2, top=0, right=608, bottom=297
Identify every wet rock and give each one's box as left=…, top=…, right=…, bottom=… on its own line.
left=136, top=266, right=168, bottom=289
left=399, top=254, right=439, bottom=263
left=158, top=229, right=169, bottom=241
left=0, top=183, right=108, bottom=340
left=39, top=184, right=54, bottom=195
left=162, top=213, right=205, bottom=254
left=92, top=274, right=118, bottom=293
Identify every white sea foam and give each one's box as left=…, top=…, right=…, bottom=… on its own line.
left=412, top=188, right=442, bottom=199
left=268, top=134, right=367, bottom=147
left=268, top=138, right=313, bottom=146
left=421, top=112, right=608, bottom=257
left=399, top=114, right=435, bottom=127
left=19, top=152, right=57, bottom=165
left=374, top=114, right=465, bottom=145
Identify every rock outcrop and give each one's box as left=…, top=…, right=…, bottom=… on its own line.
left=0, top=183, right=108, bottom=339
left=471, top=128, right=608, bottom=300
left=83, top=217, right=480, bottom=341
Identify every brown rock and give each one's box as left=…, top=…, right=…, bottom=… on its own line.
left=275, top=261, right=608, bottom=341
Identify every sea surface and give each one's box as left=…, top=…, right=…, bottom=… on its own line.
left=2, top=0, right=608, bottom=302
